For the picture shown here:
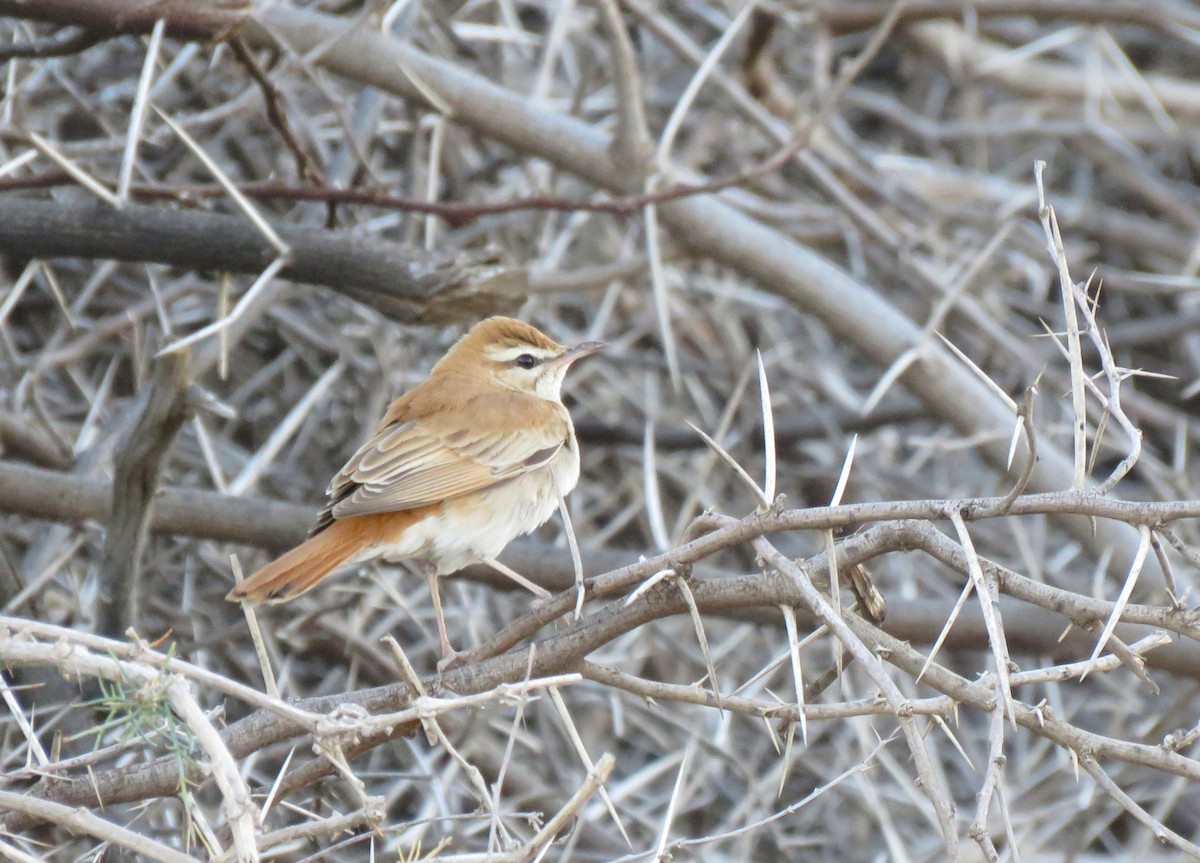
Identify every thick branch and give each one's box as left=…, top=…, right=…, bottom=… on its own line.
left=0, top=460, right=640, bottom=585
left=820, top=0, right=1200, bottom=36
left=0, top=460, right=309, bottom=548
left=0, top=26, right=103, bottom=60
left=0, top=0, right=245, bottom=40
left=96, top=353, right=192, bottom=637
left=0, top=198, right=527, bottom=324
left=0, top=413, right=70, bottom=469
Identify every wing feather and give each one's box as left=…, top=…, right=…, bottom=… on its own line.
left=326, top=390, right=568, bottom=521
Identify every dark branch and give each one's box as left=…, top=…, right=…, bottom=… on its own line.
left=0, top=0, right=245, bottom=41
left=0, top=460, right=641, bottom=584
left=0, top=26, right=103, bottom=60
left=0, top=198, right=528, bottom=324
left=819, top=0, right=1200, bottom=36
left=0, top=413, right=71, bottom=469
left=226, top=36, right=324, bottom=185
left=96, top=353, right=193, bottom=638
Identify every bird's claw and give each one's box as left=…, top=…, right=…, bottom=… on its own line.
left=436, top=648, right=467, bottom=674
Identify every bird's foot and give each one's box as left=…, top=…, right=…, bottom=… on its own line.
left=436, top=647, right=467, bottom=674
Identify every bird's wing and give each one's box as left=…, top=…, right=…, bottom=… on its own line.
left=324, top=391, right=569, bottom=520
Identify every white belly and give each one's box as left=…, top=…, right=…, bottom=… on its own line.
left=360, top=435, right=580, bottom=574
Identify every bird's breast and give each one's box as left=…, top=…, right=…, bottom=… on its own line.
left=367, top=431, right=581, bottom=575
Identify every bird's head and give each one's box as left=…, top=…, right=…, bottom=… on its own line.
left=432, top=316, right=605, bottom=400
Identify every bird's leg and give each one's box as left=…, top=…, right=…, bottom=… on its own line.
left=481, top=557, right=551, bottom=599
left=421, top=563, right=461, bottom=670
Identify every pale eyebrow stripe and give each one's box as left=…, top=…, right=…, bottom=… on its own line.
left=485, top=345, right=559, bottom=361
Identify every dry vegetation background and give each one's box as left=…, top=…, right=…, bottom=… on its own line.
left=3, top=1, right=1200, bottom=861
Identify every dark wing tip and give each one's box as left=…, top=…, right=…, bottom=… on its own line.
left=519, top=440, right=566, bottom=470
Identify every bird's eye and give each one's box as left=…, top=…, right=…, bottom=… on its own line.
left=515, top=353, right=537, bottom=369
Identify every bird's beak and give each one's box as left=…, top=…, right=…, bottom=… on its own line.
left=555, top=340, right=606, bottom=365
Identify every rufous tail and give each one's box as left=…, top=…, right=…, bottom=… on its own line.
left=226, top=516, right=384, bottom=604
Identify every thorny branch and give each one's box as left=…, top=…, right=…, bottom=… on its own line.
left=3, top=0, right=1200, bottom=860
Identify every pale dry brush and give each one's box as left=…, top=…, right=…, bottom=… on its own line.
left=1, top=1, right=1200, bottom=861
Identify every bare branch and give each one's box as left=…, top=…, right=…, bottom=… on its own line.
left=0, top=199, right=528, bottom=324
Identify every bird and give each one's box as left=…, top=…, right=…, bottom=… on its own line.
left=227, top=316, right=605, bottom=662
